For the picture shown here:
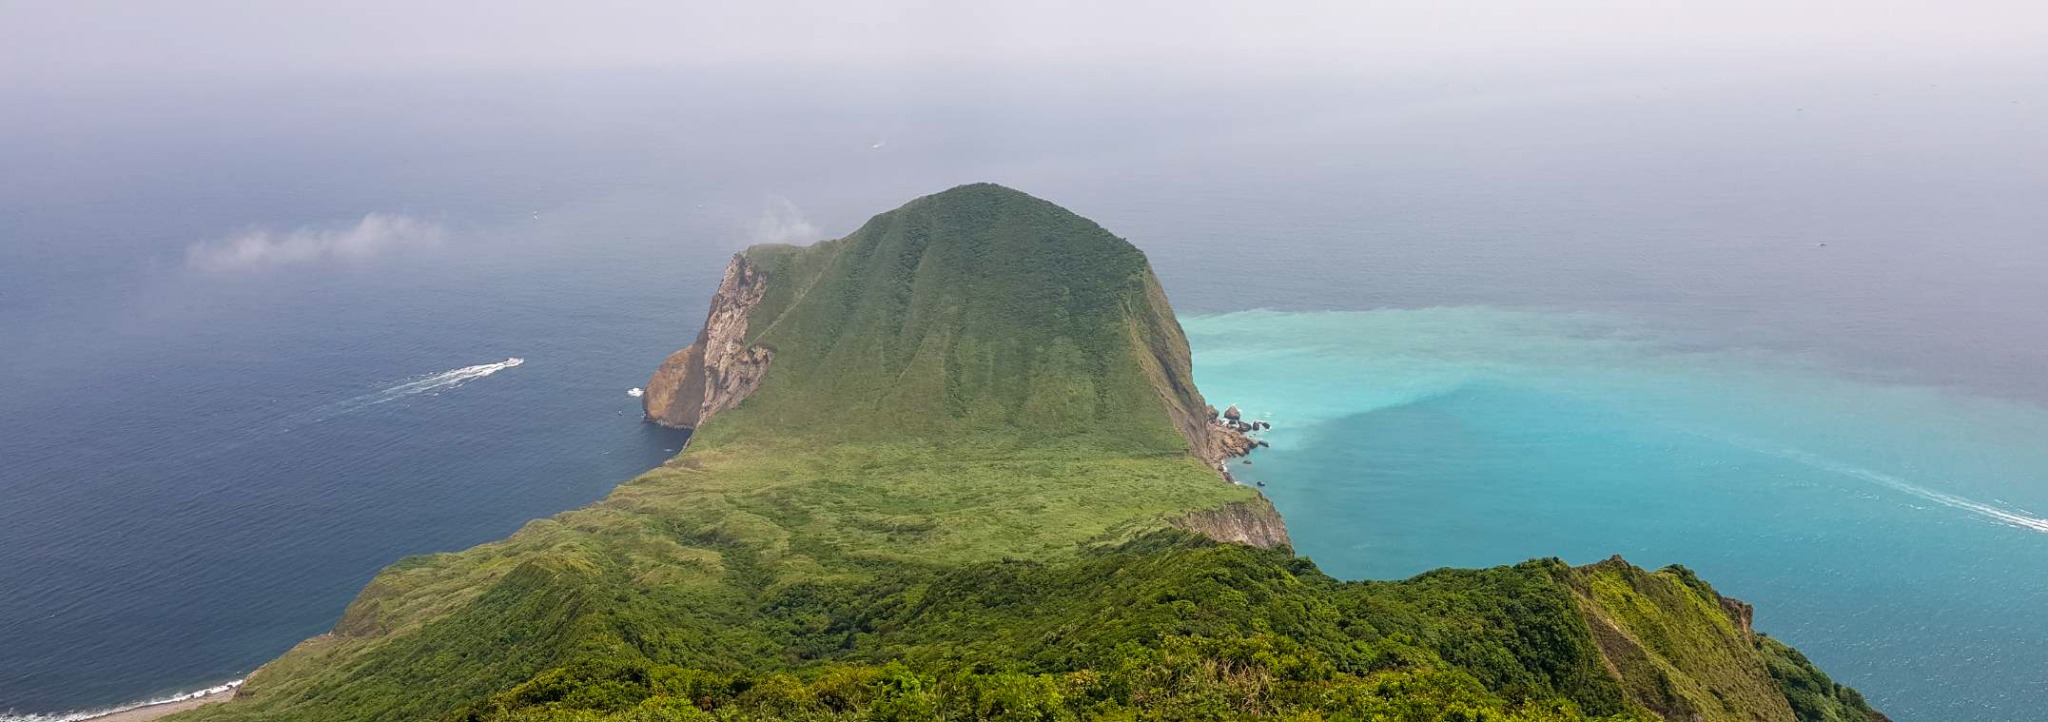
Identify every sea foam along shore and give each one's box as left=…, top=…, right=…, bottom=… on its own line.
left=0, top=680, right=240, bottom=722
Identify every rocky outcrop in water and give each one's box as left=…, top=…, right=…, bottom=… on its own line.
left=642, top=344, right=703, bottom=427
left=1178, top=403, right=1272, bottom=482
left=643, top=254, right=773, bottom=430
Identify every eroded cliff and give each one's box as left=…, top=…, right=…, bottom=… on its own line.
left=1170, top=496, right=1291, bottom=548
left=642, top=253, right=773, bottom=430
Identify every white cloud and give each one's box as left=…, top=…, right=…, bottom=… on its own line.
left=184, top=213, right=444, bottom=272
left=747, top=198, right=819, bottom=246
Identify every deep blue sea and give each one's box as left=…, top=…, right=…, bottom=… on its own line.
left=2, top=65, right=2044, bottom=720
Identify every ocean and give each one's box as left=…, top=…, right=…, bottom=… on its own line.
left=2, top=63, right=2043, bottom=720
left=1186, top=308, right=2048, bottom=721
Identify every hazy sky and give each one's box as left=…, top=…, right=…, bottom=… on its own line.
left=4, top=1, right=2042, bottom=86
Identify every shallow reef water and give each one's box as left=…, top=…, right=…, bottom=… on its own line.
left=1187, top=307, right=2048, bottom=722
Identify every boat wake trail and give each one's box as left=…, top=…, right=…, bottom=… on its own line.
left=275, top=358, right=525, bottom=431
left=0, top=680, right=241, bottom=722
left=1688, top=426, right=2048, bottom=534
left=329, top=358, right=525, bottom=414
left=1765, top=446, right=2048, bottom=534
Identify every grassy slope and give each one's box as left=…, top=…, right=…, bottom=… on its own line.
left=1570, top=563, right=1794, bottom=722
left=704, top=182, right=1209, bottom=451
left=176, top=185, right=1878, bottom=722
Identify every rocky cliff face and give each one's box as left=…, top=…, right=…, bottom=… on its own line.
left=1172, top=497, right=1292, bottom=548
left=643, top=254, right=773, bottom=430
left=1123, top=273, right=1269, bottom=482
left=1721, top=596, right=1757, bottom=640
left=1180, top=407, right=1257, bottom=473
left=641, top=344, right=702, bottom=427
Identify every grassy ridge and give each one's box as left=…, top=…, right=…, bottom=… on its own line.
left=443, top=536, right=1864, bottom=722
left=176, top=185, right=1880, bottom=722
left=449, top=537, right=1656, bottom=722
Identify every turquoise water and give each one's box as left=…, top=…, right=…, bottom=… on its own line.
left=1187, top=308, right=2048, bottom=721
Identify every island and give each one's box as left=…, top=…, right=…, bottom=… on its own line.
left=174, top=183, right=1883, bottom=722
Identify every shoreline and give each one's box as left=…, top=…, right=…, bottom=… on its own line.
left=5, top=682, right=238, bottom=722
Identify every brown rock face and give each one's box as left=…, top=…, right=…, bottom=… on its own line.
left=1188, top=420, right=1258, bottom=480
left=642, top=344, right=703, bottom=427
left=1720, top=595, right=1757, bottom=640
left=1171, top=497, right=1292, bottom=549
left=643, top=254, right=773, bottom=431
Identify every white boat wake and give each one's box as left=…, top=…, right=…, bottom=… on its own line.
left=275, top=358, right=525, bottom=431
left=1691, top=427, right=2048, bottom=534
left=332, top=357, right=525, bottom=413
left=1764, top=445, right=2048, bottom=534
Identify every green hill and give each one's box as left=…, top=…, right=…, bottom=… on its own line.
left=177, top=184, right=1882, bottom=722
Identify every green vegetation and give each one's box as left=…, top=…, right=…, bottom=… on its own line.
left=1758, top=636, right=1884, bottom=722
left=445, top=538, right=1660, bottom=722
left=704, top=182, right=1211, bottom=452
left=177, top=185, right=1880, bottom=722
